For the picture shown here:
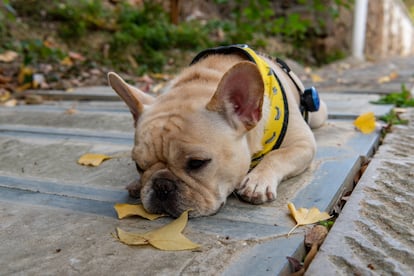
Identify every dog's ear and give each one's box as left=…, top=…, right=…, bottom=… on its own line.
left=207, top=61, right=264, bottom=132
left=108, top=72, right=155, bottom=124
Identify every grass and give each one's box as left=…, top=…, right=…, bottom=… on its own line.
left=1, top=0, right=352, bottom=75
left=371, top=84, right=414, bottom=107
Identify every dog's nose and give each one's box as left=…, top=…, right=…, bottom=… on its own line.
left=153, top=178, right=176, bottom=201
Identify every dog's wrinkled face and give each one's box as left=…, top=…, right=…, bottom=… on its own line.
left=132, top=106, right=251, bottom=217
left=108, top=61, right=264, bottom=217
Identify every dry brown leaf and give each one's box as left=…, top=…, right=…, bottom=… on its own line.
left=77, top=153, right=112, bottom=166
left=0, top=50, right=18, bottom=62
left=354, top=112, right=376, bottom=134
left=114, top=203, right=165, bottom=220
left=287, top=202, right=331, bottom=236
left=69, top=51, right=86, bottom=61
left=305, top=225, right=328, bottom=248
left=0, top=75, right=12, bottom=84
left=3, top=98, right=17, bottom=107
left=115, top=210, right=200, bottom=251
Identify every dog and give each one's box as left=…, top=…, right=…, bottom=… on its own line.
left=108, top=44, right=327, bottom=218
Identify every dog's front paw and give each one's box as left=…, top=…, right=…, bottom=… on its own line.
left=236, top=172, right=278, bottom=204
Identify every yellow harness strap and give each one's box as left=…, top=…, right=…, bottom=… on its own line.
left=190, top=45, right=289, bottom=168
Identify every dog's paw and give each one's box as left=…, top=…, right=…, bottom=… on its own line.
left=236, top=172, right=278, bottom=204
left=126, top=179, right=142, bottom=198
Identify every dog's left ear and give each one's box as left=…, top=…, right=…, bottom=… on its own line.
left=207, top=61, right=264, bottom=131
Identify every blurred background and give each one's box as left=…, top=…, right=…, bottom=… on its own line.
left=0, top=0, right=413, bottom=96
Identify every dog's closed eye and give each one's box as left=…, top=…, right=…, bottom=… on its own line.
left=186, top=158, right=211, bottom=172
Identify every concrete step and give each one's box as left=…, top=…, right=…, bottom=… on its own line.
left=0, top=91, right=392, bottom=275
left=306, top=109, right=414, bottom=275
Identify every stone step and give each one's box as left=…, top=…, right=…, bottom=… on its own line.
left=0, top=92, right=387, bottom=275
left=306, top=109, right=414, bottom=275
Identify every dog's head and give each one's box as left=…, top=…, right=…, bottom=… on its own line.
left=108, top=62, right=264, bottom=217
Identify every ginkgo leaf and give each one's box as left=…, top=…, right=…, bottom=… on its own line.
left=116, top=227, right=148, bottom=245
left=287, top=202, right=331, bottom=236
left=77, top=153, right=112, bottom=166
left=115, top=210, right=200, bottom=251
left=354, top=112, right=376, bottom=134
left=114, top=203, right=165, bottom=220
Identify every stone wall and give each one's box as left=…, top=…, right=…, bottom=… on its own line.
left=365, top=0, right=414, bottom=59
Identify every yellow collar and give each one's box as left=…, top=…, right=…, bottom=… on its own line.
left=191, top=45, right=289, bottom=168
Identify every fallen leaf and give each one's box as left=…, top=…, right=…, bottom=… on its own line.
left=150, top=73, right=171, bottom=80
left=377, top=71, right=399, bottom=84
left=152, top=82, right=165, bottom=94
left=305, top=225, right=328, bottom=248
left=60, top=56, right=73, bottom=67
left=15, top=83, right=32, bottom=93
left=116, top=228, right=148, bottom=245
left=114, top=203, right=165, bottom=220
left=311, top=74, right=324, bottom=83
left=115, top=210, right=200, bottom=251
left=18, top=66, right=33, bottom=84
left=64, top=108, right=78, bottom=115
left=0, top=75, right=12, bottom=84
left=354, top=112, right=376, bottom=134
left=0, top=50, right=18, bottom=62
left=69, top=51, right=86, bottom=61
left=286, top=256, right=303, bottom=272
left=24, top=94, right=43, bottom=105
left=0, top=89, right=11, bottom=102
left=3, top=98, right=17, bottom=107
left=77, top=153, right=112, bottom=166
left=287, top=202, right=331, bottom=236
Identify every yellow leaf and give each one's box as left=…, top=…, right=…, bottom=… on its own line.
left=77, top=153, right=112, bottom=166
left=115, top=210, right=200, bottom=251
left=287, top=202, right=331, bottom=236
left=354, top=112, right=376, bottom=134
left=116, top=228, right=148, bottom=245
left=60, top=56, right=73, bottom=67
left=18, top=66, right=33, bottom=85
left=378, top=71, right=399, bottom=83
left=311, top=74, right=324, bottom=83
left=114, top=203, right=165, bottom=220
left=0, top=89, right=11, bottom=102
left=16, top=83, right=32, bottom=93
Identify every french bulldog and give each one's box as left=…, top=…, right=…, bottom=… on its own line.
left=108, top=45, right=327, bottom=218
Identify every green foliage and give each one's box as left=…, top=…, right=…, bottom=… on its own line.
left=0, top=0, right=16, bottom=46
left=209, top=0, right=353, bottom=65
left=31, top=0, right=212, bottom=73
left=17, top=39, right=66, bottom=65
left=379, top=110, right=409, bottom=125
left=48, top=0, right=111, bottom=39
left=318, top=219, right=335, bottom=230
left=6, top=0, right=353, bottom=74
left=372, top=84, right=414, bottom=107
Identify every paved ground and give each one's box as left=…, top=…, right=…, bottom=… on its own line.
left=0, top=54, right=413, bottom=275
left=307, top=108, right=414, bottom=275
